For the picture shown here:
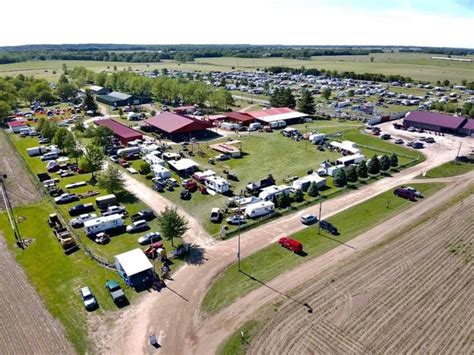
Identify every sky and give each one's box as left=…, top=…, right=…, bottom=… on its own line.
left=1, top=0, right=473, bottom=48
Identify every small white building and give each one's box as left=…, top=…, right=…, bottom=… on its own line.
left=114, top=248, right=154, bottom=290
left=330, top=140, right=361, bottom=155
left=336, top=153, right=366, bottom=166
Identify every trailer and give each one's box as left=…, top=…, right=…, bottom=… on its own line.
left=336, top=153, right=366, bottom=167
left=47, top=214, right=79, bottom=254
left=245, top=200, right=275, bottom=218
left=84, top=214, right=124, bottom=237
left=258, top=185, right=291, bottom=202
left=95, top=194, right=118, bottom=210
left=27, top=146, right=47, bottom=157
left=117, top=146, right=141, bottom=157
left=204, top=176, right=230, bottom=194
left=246, top=174, right=275, bottom=194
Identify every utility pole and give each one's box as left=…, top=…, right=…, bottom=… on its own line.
left=317, top=195, right=323, bottom=235
left=237, top=190, right=243, bottom=272
left=455, top=142, right=462, bottom=161
left=0, top=174, right=24, bottom=248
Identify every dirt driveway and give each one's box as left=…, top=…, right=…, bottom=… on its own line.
left=99, top=132, right=473, bottom=354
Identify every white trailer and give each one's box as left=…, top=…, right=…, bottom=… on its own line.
left=258, top=185, right=291, bottom=201
left=144, top=153, right=165, bottom=167
left=204, top=176, right=230, bottom=194
left=41, top=152, right=59, bottom=161
left=27, top=146, right=47, bottom=157
left=245, top=200, right=275, bottom=218
left=336, top=153, right=366, bottom=166
left=292, top=173, right=327, bottom=191
left=84, top=214, right=124, bottom=236
left=117, top=146, right=141, bottom=157
left=151, top=165, right=171, bottom=179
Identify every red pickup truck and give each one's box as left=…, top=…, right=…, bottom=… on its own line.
left=278, top=237, right=303, bottom=253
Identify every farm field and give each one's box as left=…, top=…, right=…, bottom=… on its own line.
left=125, top=121, right=421, bottom=236
left=248, top=191, right=474, bottom=354
left=202, top=182, right=444, bottom=315
left=1, top=51, right=473, bottom=83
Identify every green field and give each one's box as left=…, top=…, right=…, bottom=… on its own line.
left=218, top=320, right=260, bottom=355
left=201, top=182, right=444, bottom=315
left=1, top=52, right=473, bottom=83
left=418, top=160, right=474, bottom=179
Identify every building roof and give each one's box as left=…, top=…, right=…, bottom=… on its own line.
left=168, top=158, right=199, bottom=171
left=89, top=85, right=104, bottom=92
left=247, top=107, right=307, bottom=123
left=94, top=119, right=143, bottom=140
left=404, top=111, right=467, bottom=130
left=115, top=248, right=153, bottom=276
left=224, top=111, right=255, bottom=123
left=96, top=91, right=132, bottom=103
left=145, top=112, right=211, bottom=134
left=461, top=119, right=474, bottom=130
left=8, top=120, right=28, bottom=128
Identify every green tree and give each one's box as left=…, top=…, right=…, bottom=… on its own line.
left=83, top=89, right=98, bottom=113
left=139, top=162, right=151, bottom=175
left=276, top=192, right=291, bottom=208
left=52, top=128, right=70, bottom=153
left=380, top=155, right=391, bottom=172
left=97, top=165, right=125, bottom=194
left=92, top=126, right=114, bottom=150
left=0, top=101, right=12, bottom=124
left=118, top=108, right=124, bottom=118
left=346, top=165, right=358, bottom=184
left=333, top=169, right=347, bottom=187
left=80, top=144, right=104, bottom=177
left=321, top=88, right=331, bottom=101
left=40, top=120, right=58, bottom=140
left=157, top=206, right=189, bottom=247
left=389, top=153, right=398, bottom=168
left=297, top=89, right=315, bottom=114
left=307, top=181, right=319, bottom=197
left=367, top=155, right=381, bottom=175
left=357, top=161, right=368, bottom=179
left=56, top=82, right=77, bottom=102
left=58, top=74, right=69, bottom=85
left=62, top=63, right=68, bottom=75
left=292, top=189, right=304, bottom=202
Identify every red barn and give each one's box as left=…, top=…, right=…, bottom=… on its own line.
left=144, top=112, right=211, bottom=141
left=94, top=119, right=143, bottom=144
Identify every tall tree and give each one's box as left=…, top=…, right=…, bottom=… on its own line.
left=52, top=128, right=72, bottom=153
left=357, top=161, right=368, bottom=179
left=380, top=155, right=391, bottom=172
left=333, top=169, right=347, bottom=187
left=0, top=101, right=11, bottom=124
left=83, top=89, right=98, bottom=113
left=321, top=88, right=331, bottom=101
left=92, top=126, right=114, bottom=150
left=367, top=155, right=381, bottom=175
left=307, top=181, right=319, bottom=197
left=157, top=207, right=189, bottom=247
left=389, top=153, right=398, bottom=168
left=98, top=165, right=125, bottom=194
left=80, top=144, right=104, bottom=177
left=346, top=165, right=358, bottom=184
left=297, top=89, right=315, bottom=114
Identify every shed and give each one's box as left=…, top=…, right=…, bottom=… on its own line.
left=292, top=173, right=326, bottom=191
left=222, top=112, right=255, bottom=126
left=96, top=91, right=151, bottom=107
left=94, top=119, right=143, bottom=144
left=88, top=85, right=108, bottom=95
left=114, top=249, right=154, bottom=290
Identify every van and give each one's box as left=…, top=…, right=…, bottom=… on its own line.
left=41, top=152, right=59, bottom=161
left=278, top=237, right=303, bottom=253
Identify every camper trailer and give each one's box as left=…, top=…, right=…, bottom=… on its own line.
left=27, top=146, right=47, bottom=157
left=245, top=200, right=275, bottom=218
left=258, top=185, right=291, bottom=201
left=95, top=194, right=118, bottom=210
left=117, top=146, right=141, bottom=157
left=83, top=214, right=124, bottom=237
left=204, top=176, right=230, bottom=194
left=151, top=165, right=171, bottom=179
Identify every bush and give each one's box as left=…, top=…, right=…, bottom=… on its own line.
left=333, top=169, right=347, bottom=187
left=139, top=162, right=151, bottom=175
left=357, top=161, right=368, bottom=179
left=292, top=189, right=304, bottom=202
left=276, top=193, right=291, bottom=208
left=307, top=182, right=319, bottom=197
left=367, top=155, right=380, bottom=175
left=380, top=155, right=391, bottom=172
left=346, top=165, right=358, bottom=184
left=390, top=153, right=398, bottom=167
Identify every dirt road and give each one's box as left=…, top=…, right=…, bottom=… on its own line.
left=101, top=134, right=473, bottom=354
left=249, top=191, right=473, bottom=354
left=0, top=234, right=74, bottom=354
left=0, top=130, right=43, bottom=209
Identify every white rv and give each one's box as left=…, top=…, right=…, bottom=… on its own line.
left=151, top=165, right=171, bottom=179
left=245, top=200, right=275, bottom=218
left=117, top=146, right=141, bottom=157
left=258, top=185, right=291, bottom=201
left=27, top=146, right=47, bottom=157
left=204, top=176, right=230, bottom=194
left=41, top=151, right=59, bottom=161
left=83, top=214, right=124, bottom=236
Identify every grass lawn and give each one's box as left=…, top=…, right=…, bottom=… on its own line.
left=218, top=320, right=260, bottom=355
left=201, top=182, right=445, bottom=315
left=418, top=160, right=474, bottom=179
left=0, top=202, right=128, bottom=353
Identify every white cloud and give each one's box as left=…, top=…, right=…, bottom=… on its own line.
left=0, top=0, right=473, bottom=47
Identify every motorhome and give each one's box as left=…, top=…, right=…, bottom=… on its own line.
left=258, top=185, right=291, bottom=201
left=245, top=200, right=275, bottom=218
left=204, top=176, right=230, bottom=194
left=83, top=214, right=124, bottom=237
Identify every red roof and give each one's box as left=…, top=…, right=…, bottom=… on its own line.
left=145, top=112, right=211, bottom=134
left=94, top=119, right=143, bottom=141
left=404, top=111, right=466, bottom=130
left=461, top=119, right=474, bottom=130
left=224, top=112, right=255, bottom=123
left=8, top=120, right=28, bottom=127
left=247, top=107, right=295, bottom=118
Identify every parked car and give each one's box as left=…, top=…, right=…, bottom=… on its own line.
left=319, top=220, right=339, bottom=235
left=101, top=205, right=128, bottom=217
left=80, top=286, right=98, bottom=311
left=138, top=232, right=162, bottom=245
left=393, top=187, right=417, bottom=201
left=210, top=208, right=222, bottom=223
left=105, top=280, right=127, bottom=305
left=407, top=126, right=416, bottom=132
left=54, top=193, right=78, bottom=205
left=110, top=155, right=120, bottom=163
left=278, top=237, right=303, bottom=253
left=380, top=134, right=391, bottom=140
left=70, top=213, right=97, bottom=228
left=425, top=137, right=435, bottom=143
left=126, top=220, right=149, bottom=233
left=183, top=180, right=198, bottom=192
left=404, top=186, right=423, bottom=198
left=215, top=153, right=231, bottom=161
left=131, top=209, right=155, bottom=222
left=412, top=142, right=424, bottom=149
left=226, top=215, right=246, bottom=225
left=94, top=232, right=110, bottom=244
left=394, top=138, right=404, bottom=144
left=300, top=214, right=318, bottom=225
left=39, top=137, right=50, bottom=144
left=68, top=203, right=95, bottom=216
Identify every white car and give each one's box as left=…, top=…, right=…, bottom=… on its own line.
left=226, top=215, right=246, bottom=225
left=70, top=213, right=97, bottom=228
left=101, top=205, right=127, bottom=217
left=126, top=220, right=149, bottom=233
left=80, top=286, right=97, bottom=311
left=54, top=193, right=78, bottom=204
left=300, top=214, right=318, bottom=225
left=137, top=232, right=162, bottom=245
